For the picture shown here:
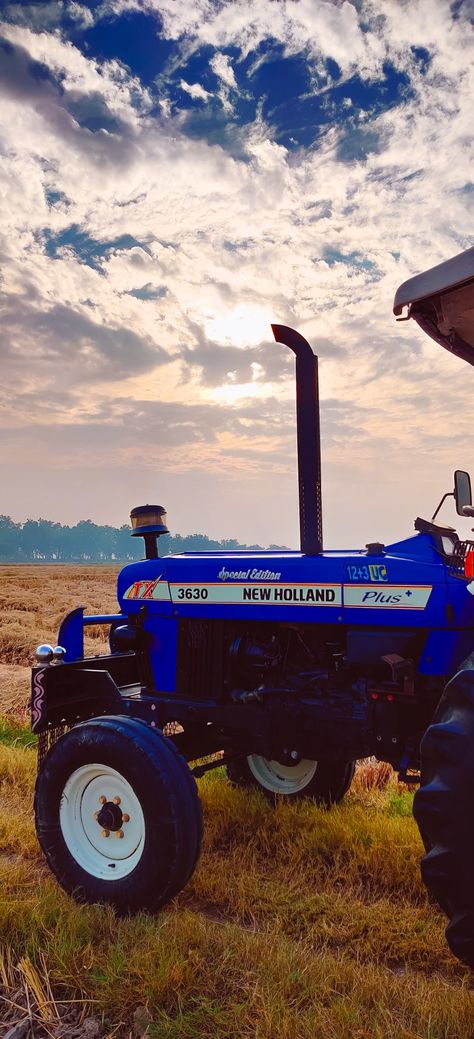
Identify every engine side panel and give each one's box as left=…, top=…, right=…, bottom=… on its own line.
left=116, top=534, right=474, bottom=690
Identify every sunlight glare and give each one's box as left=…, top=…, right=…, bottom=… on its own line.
left=205, top=304, right=273, bottom=347
left=211, top=381, right=264, bottom=405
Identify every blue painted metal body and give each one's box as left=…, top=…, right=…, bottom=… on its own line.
left=55, top=527, right=474, bottom=692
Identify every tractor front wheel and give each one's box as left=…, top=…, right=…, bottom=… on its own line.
left=34, top=716, right=202, bottom=913
left=226, top=754, right=355, bottom=804
left=414, top=666, right=474, bottom=967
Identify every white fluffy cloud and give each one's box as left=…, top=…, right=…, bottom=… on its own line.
left=2, top=2, right=94, bottom=30
left=0, top=1, right=474, bottom=546
left=179, top=78, right=212, bottom=101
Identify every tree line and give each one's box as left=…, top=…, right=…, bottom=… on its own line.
left=0, top=515, right=287, bottom=562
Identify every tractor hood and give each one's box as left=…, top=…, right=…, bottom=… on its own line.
left=393, top=246, right=474, bottom=366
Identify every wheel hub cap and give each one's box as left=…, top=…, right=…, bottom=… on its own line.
left=97, top=801, right=123, bottom=831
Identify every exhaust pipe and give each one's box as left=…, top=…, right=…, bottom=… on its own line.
left=271, top=324, right=323, bottom=555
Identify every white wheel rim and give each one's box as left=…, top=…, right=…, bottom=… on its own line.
left=247, top=755, right=318, bottom=794
left=60, top=763, right=145, bottom=880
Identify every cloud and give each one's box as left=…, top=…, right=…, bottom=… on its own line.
left=2, top=2, right=94, bottom=31
left=1, top=21, right=151, bottom=121
left=40, top=226, right=152, bottom=270
left=0, top=1, right=474, bottom=546
left=179, top=78, right=212, bottom=102
left=210, top=52, right=238, bottom=92
left=208, top=51, right=239, bottom=111
left=0, top=25, right=152, bottom=176
left=126, top=0, right=384, bottom=77
left=0, top=294, right=169, bottom=385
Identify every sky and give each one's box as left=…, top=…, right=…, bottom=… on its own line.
left=1, top=0, right=474, bottom=550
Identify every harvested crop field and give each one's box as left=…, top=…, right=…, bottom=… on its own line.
left=0, top=566, right=118, bottom=715
left=1, top=565, right=474, bottom=1038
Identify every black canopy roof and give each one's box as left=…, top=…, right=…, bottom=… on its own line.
left=393, top=246, right=474, bottom=366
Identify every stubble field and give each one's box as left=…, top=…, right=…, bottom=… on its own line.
left=1, top=565, right=474, bottom=1039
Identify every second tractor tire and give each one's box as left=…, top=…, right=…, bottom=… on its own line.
left=226, top=754, right=355, bottom=804
left=414, top=666, right=474, bottom=967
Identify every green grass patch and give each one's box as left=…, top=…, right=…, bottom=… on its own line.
left=386, top=788, right=415, bottom=817
left=0, top=715, right=36, bottom=749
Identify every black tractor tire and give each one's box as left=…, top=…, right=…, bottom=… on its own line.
left=34, top=716, right=203, bottom=914
left=414, top=667, right=474, bottom=967
left=226, top=754, right=355, bottom=805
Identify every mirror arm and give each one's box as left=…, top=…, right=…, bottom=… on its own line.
left=431, top=491, right=454, bottom=523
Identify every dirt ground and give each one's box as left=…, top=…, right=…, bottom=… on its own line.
left=0, top=566, right=119, bottom=716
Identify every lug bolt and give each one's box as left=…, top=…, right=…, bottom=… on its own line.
left=93, top=811, right=99, bottom=821
left=113, top=797, right=121, bottom=805
left=122, top=813, right=130, bottom=823
left=290, top=750, right=299, bottom=760
left=101, top=829, right=110, bottom=838
left=99, top=795, right=107, bottom=804
left=115, top=830, right=124, bottom=839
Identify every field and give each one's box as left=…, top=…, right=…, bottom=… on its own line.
left=1, top=566, right=474, bottom=1039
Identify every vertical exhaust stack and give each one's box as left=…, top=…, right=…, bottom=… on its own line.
left=271, top=324, right=323, bottom=555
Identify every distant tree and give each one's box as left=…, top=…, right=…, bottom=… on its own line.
left=20, top=519, right=64, bottom=560
left=0, top=515, right=288, bottom=562
left=0, top=515, right=21, bottom=561
left=72, top=520, right=99, bottom=560
left=114, top=524, right=141, bottom=561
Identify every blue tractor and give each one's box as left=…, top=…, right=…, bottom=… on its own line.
left=32, top=245, right=474, bottom=966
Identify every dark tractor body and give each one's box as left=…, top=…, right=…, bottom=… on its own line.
left=32, top=246, right=474, bottom=966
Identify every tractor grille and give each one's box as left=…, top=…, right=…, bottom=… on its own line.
left=176, top=619, right=225, bottom=699
left=448, top=539, right=474, bottom=578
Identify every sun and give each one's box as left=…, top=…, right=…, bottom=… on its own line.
left=204, top=303, right=274, bottom=348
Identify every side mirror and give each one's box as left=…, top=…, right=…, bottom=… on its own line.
left=454, top=470, right=474, bottom=516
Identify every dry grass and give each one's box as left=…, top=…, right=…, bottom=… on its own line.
left=1, top=738, right=474, bottom=1038
left=0, top=566, right=118, bottom=713
left=1, top=566, right=474, bottom=1037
